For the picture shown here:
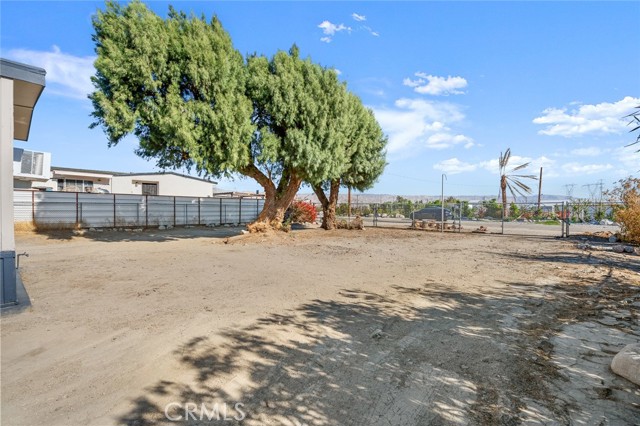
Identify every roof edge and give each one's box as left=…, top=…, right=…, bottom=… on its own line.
left=1, top=58, right=46, bottom=86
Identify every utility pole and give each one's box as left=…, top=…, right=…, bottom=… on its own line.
left=597, top=179, right=604, bottom=203
left=583, top=183, right=598, bottom=202
left=537, top=167, right=543, bottom=213
left=441, top=174, right=446, bottom=233
left=563, top=184, right=576, bottom=200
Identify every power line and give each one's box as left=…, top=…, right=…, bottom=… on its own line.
left=563, top=184, right=576, bottom=199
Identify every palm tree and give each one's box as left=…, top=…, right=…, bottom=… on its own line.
left=498, top=148, right=538, bottom=218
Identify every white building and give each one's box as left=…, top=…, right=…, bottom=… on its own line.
left=110, top=171, right=220, bottom=197
left=12, top=147, right=51, bottom=190
left=14, top=164, right=223, bottom=198
left=1, top=58, right=46, bottom=307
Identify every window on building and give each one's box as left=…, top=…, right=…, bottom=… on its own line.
left=57, top=179, right=95, bottom=192
left=20, top=150, right=44, bottom=175
left=141, top=183, right=158, bottom=196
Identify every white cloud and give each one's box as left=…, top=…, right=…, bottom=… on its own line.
left=372, top=98, right=472, bottom=154
left=479, top=155, right=556, bottom=176
left=333, top=68, right=342, bottom=75
left=533, top=96, right=640, bottom=137
left=433, top=158, right=477, bottom=174
left=7, top=45, right=95, bottom=100
left=320, top=16, right=378, bottom=42
left=318, top=20, right=349, bottom=35
left=317, top=20, right=351, bottom=43
left=426, top=133, right=474, bottom=150
left=403, top=73, right=468, bottom=96
left=570, top=147, right=604, bottom=157
left=561, top=162, right=614, bottom=175
left=362, top=25, right=379, bottom=37
left=612, top=145, right=640, bottom=176
left=432, top=151, right=625, bottom=179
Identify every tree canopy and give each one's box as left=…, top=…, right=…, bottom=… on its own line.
left=90, top=1, right=387, bottom=229
left=90, top=1, right=254, bottom=176
left=312, top=92, right=387, bottom=229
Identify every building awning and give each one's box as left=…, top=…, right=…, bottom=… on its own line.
left=52, top=169, right=113, bottom=180
left=0, top=58, right=46, bottom=141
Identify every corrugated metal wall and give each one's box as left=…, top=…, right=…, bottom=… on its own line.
left=13, top=190, right=265, bottom=228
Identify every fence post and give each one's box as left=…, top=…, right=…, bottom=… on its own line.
left=75, top=192, right=79, bottom=227
left=238, top=198, right=242, bottom=225
left=198, top=197, right=201, bottom=226
left=31, top=190, right=35, bottom=225
left=219, top=198, right=223, bottom=225
left=173, top=196, right=176, bottom=227
left=501, top=206, right=504, bottom=235
left=145, top=195, right=149, bottom=228
left=564, top=201, right=570, bottom=238
left=113, top=194, right=116, bottom=228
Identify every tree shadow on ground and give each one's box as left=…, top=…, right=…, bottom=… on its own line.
left=20, top=226, right=246, bottom=243
left=496, top=249, right=640, bottom=276
left=116, top=281, right=590, bottom=426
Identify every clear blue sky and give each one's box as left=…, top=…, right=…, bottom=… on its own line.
left=2, top=1, right=639, bottom=197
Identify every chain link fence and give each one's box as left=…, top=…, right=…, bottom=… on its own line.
left=316, top=199, right=622, bottom=237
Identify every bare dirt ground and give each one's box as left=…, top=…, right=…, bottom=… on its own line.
left=1, top=227, right=639, bottom=426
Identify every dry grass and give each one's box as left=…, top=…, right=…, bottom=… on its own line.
left=609, top=178, right=640, bottom=244
left=14, top=221, right=81, bottom=233
left=14, top=221, right=36, bottom=233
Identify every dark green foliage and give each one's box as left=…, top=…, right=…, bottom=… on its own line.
left=90, top=2, right=387, bottom=228
left=90, top=1, right=254, bottom=176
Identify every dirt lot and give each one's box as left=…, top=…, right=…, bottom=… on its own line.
left=2, top=227, right=639, bottom=425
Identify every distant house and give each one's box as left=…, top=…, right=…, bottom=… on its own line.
left=14, top=162, right=223, bottom=197
left=110, top=171, right=220, bottom=197
left=49, top=166, right=114, bottom=193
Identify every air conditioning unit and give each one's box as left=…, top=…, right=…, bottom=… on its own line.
left=13, top=148, right=51, bottom=181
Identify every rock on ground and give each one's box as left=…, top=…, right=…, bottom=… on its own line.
left=611, top=344, right=640, bottom=386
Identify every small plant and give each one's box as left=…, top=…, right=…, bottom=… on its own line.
left=607, top=177, right=640, bottom=243
left=288, top=201, right=317, bottom=224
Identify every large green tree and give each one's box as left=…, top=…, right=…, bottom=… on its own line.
left=244, top=48, right=350, bottom=228
left=90, top=2, right=254, bottom=174
left=311, top=93, right=387, bottom=229
left=90, top=1, right=354, bottom=229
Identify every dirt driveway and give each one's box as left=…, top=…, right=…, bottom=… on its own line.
left=2, top=227, right=639, bottom=425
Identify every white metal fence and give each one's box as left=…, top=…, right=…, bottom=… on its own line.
left=14, top=190, right=265, bottom=228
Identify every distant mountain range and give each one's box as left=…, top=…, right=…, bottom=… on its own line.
left=297, top=193, right=570, bottom=205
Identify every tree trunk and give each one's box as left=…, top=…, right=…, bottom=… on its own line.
left=501, top=178, right=508, bottom=219
left=312, top=179, right=340, bottom=230
left=241, top=164, right=302, bottom=231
